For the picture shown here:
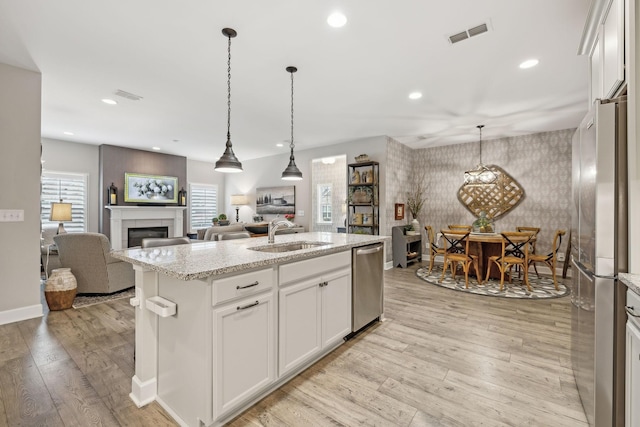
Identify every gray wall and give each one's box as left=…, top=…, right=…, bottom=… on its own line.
left=0, top=63, right=43, bottom=323
left=99, top=144, right=187, bottom=237
left=41, top=138, right=100, bottom=232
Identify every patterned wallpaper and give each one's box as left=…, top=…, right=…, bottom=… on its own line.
left=402, top=128, right=574, bottom=256
left=310, top=155, right=347, bottom=232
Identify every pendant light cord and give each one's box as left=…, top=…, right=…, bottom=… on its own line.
left=290, top=70, right=295, bottom=157
left=227, top=34, right=232, bottom=143
left=477, top=124, right=484, bottom=165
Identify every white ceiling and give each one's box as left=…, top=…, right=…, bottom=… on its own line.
left=0, top=0, right=590, bottom=162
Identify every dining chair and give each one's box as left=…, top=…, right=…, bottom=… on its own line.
left=448, top=224, right=472, bottom=231
left=527, top=229, right=566, bottom=290
left=485, top=231, right=533, bottom=292
left=516, top=226, right=541, bottom=277
left=439, top=229, right=481, bottom=288
left=425, top=225, right=445, bottom=274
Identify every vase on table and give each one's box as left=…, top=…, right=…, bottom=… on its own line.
left=45, top=268, right=77, bottom=310
left=411, top=218, right=420, bottom=231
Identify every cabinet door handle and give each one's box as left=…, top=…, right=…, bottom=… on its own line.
left=236, top=281, right=259, bottom=290
left=626, top=306, right=640, bottom=317
left=237, top=301, right=259, bottom=311
left=319, top=282, right=323, bottom=287
left=324, top=281, right=328, bottom=287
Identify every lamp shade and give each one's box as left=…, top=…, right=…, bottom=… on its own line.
left=49, top=202, right=72, bottom=222
left=230, top=194, right=249, bottom=205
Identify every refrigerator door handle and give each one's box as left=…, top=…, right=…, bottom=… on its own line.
left=572, top=258, right=617, bottom=281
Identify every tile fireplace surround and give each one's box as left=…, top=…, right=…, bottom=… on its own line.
left=105, top=206, right=186, bottom=250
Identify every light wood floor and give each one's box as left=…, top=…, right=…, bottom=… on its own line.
left=0, top=264, right=587, bottom=426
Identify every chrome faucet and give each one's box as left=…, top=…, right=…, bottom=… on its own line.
left=268, top=217, right=294, bottom=244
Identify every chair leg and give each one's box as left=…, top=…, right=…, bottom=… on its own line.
left=473, top=259, right=481, bottom=285
left=499, top=263, right=506, bottom=291
left=524, top=262, right=532, bottom=292
left=485, top=260, right=493, bottom=283
left=439, top=260, right=448, bottom=282
left=428, top=252, right=435, bottom=274
left=532, top=262, right=540, bottom=278
left=549, top=261, right=559, bottom=291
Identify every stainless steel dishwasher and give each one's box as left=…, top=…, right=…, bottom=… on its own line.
left=351, top=242, right=384, bottom=336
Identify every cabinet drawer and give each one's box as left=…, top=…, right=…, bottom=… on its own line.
left=628, top=290, right=640, bottom=327
left=279, top=251, right=350, bottom=286
left=213, top=268, right=275, bottom=306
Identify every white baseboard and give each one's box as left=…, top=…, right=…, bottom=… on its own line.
left=0, top=304, right=43, bottom=326
left=130, top=375, right=157, bottom=408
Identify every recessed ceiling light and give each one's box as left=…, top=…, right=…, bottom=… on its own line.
left=101, top=98, right=118, bottom=105
left=519, top=59, right=539, bottom=69
left=63, top=131, right=74, bottom=136
left=327, top=12, right=347, bottom=28
left=152, top=147, right=161, bottom=151
left=276, top=143, right=284, bottom=147
left=409, top=92, right=422, bottom=100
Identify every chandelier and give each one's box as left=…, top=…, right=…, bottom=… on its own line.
left=463, top=125, right=497, bottom=186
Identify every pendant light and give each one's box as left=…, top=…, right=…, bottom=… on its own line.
left=215, top=28, right=243, bottom=173
left=281, top=66, right=303, bottom=181
left=463, top=125, right=497, bottom=186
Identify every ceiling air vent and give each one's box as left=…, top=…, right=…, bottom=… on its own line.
left=114, top=89, right=143, bottom=101
left=448, top=22, right=490, bottom=44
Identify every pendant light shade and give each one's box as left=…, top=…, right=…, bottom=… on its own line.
left=282, top=66, right=303, bottom=181
left=215, top=28, right=243, bottom=173
left=464, top=125, right=497, bottom=186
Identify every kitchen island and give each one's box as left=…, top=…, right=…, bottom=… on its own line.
left=111, top=232, right=388, bottom=427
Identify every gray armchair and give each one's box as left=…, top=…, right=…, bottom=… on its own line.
left=53, top=232, right=134, bottom=294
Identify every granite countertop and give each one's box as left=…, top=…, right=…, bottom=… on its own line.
left=111, top=232, right=390, bottom=281
left=620, top=273, right=640, bottom=296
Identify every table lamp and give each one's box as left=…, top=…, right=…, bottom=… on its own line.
left=50, top=201, right=72, bottom=234
left=230, top=194, right=249, bottom=222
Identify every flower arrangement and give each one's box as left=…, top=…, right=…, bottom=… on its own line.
left=133, top=178, right=173, bottom=198
left=406, top=170, right=427, bottom=219
left=284, top=214, right=295, bottom=221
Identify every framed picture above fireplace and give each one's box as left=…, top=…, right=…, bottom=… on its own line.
left=124, top=173, right=179, bottom=204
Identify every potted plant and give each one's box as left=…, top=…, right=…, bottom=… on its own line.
left=406, top=170, right=427, bottom=229
left=218, top=213, right=229, bottom=226
left=212, top=216, right=219, bottom=225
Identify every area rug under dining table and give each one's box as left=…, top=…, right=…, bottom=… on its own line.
left=416, top=265, right=570, bottom=299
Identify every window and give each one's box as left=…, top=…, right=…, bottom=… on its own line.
left=41, top=171, right=88, bottom=232
left=189, top=183, right=218, bottom=230
left=317, top=183, right=332, bottom=224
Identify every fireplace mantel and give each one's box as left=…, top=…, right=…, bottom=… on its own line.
left=106, top=206, right=186, bottom=250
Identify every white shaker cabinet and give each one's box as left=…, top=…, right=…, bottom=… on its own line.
left=213, top=291, right=275, bottom=421
left=278, top=251, right=351, bottom=377
left=602, top=0, right=624, bottom=98
left=626, top=290, right=640, bottom=427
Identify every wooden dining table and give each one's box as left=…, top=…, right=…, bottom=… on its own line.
left=440, top=232, right=535, bottom=282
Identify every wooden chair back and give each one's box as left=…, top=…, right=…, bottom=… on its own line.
left=448, top=224, right=472, bottom=232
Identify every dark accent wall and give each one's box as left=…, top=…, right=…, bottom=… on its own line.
left=99, top=144, right=187, bottom=237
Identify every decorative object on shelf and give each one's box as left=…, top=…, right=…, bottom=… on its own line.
left=217, top=213, right=229, bottom=226
left=256, top=186, right=295, bottom=215
left=472, top=211, right=495, bottom=233
left=124, top=173, right=178, bottom=204
left=355, top=154, right=369, bottom=162
left=252, top=214, right=263, bottom=222
left=215, top=28, right=243, bottom=173
left=45, top=267, right=77, bottom=310
left=411, top=218, right=420, bottom=231
left=212, top=216, right=219, bottom=225
left=281, top=66, right=303, bottom=181
left=395, top=203, right=405, bottom=220
left=353, top=212, right=363, bottom=225
left=284, top=213, right=295, bottom=222
left=178, top=187, right=187, bottom=206
left=230, top=194, right=248, bottom=222
left=463, top=125, right=497, bottom=186
left=351, top=169, right=361, bottom=184
left=457, top=164, right=525, bottom=219
left=350, top=187, right=372, bottom=203
left=362, top=213, right=372, bottom=225
left=108, top=182, right=118, bottom=205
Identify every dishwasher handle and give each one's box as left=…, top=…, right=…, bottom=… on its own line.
left=355, top=244, right=383, bottom=256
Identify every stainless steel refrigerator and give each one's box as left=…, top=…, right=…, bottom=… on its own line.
left=571, top=95, right=627, bottom=426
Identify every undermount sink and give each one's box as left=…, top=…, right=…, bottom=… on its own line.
left=248, top=241, right=331, bottom=253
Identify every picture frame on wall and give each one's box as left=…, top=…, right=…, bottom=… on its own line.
left=124, top=173, right=178, bottom=204
left=395, top=203, right=405, bottom=220
left=256, top=186, right=295, bottom=215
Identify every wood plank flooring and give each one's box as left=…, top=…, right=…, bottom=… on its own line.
left=0, top=264, right=587, bottom=426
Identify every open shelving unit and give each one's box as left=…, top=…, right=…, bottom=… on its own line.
left=347, top=161, right=379, bottom=235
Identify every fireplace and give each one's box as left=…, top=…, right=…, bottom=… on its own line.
left=105, top=206, right=186, bottom=250
left=128, top=226, right=169, bottom=248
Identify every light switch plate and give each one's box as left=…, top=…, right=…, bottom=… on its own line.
left=297, top=210, right=304, bottom=216
left=0, top=209, right=24, bottom=222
